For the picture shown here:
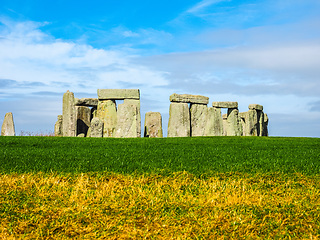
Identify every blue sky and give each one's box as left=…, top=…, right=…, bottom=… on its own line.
left=1, top=0, right=320, bottom=137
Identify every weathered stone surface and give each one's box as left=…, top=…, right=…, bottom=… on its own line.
left=170, top=93, right=209, bottom=105
left=62, top=90, right=76, bottom=137
left=204, top=107, right=223, bottom=136
left=97, top=89, right=140, bottom=100
left=76, top=106, right=91, bottom=137
left=90, top=117, right=103, bottom=137
left=77, top=133, right=85, bottom=137
left=249, top=104, right=263, bottom=111
left=114, top=102, right=139, bottom=138
left=212, top=102, right=238, bottom=108
left=1, top=112, right=15, bottom=136
left=222, top=113, right=227, bottom=136
left=239, top=112, right=248, bottom=136
left=262, top=113, right=269, bottom=136
left=97, top=100, right=117, bottom=137
left=75, top=98, right=98, bottom=107
left=245, top=109, right=259, bottom=136
left=190, top=104, right=208, bottom=136
left=227, top=108, right=242, bottom=136
left=144, top=112, right=163, bottom=138
left=124, top=99, right=141, bottom=138
left=54, top=115, right=63, bottom=137
left=167, top=103, right=190, bottom=137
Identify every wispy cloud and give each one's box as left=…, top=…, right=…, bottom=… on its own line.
left=186, top=0, right=228, bottom=14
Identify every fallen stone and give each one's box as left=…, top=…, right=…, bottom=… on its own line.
left=212, top=102, right=238, bottom=108
left=97, top=89, right=140, bottom=100
left=54, top=115, right=63, bottom=137
left=97, top=100, right=117, bottom=137
left=144, top=112, right=163, bottom=138
left=90, top=117, right=103, bottom=137
left=114, top=102, right=139, bottom=138
left=248, top=104, right=263, bottom=111
left=75, top=98, right=98, bottom=107
left=190, top=103, right=208, bottom=136
left=167, top=102, right=190, bottom=137
left=76, top=106, right=91, bottom=137
left=62, top=90, right=76, bottom=137
left=204, top=107, right=223, bottom=136
left=77, top=133, right=85, bottom=137
left=170, top=93, right=209, bottom=105
left=227, top=108, right=242, bottom=136
left=1, top=112, right=15, bottom=136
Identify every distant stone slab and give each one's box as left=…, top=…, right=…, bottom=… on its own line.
left=212, top=102, right=238, bottom=108
left=54, top=115, right=63, bottom=137
left=90, top=117, right=103, bottom=137
left=97, top=89, right=140, bottom=100
left=248, top=104, right=263, bottom=111
left=190, top=103, right=208, bottom=136
left=167, top=102, right=190, bottom=137
left=1, top=112, right=15, bottom=136
left=170, top=93, right=209, bottom=105
left=144, top=112, right=163, bottom=138
left=75, top=98, right=98, bottom=107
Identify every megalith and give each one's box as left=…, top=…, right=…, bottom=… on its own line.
left=204, top=107, right=223, bottom=136
left=98, top=89, right=140, bottom=100
left=114, top=102, right=139, bottom=138
left=144, top=112, right=163, bottom=138
left=90, top=117, right=104, bottom=137
left=1, top=112, right=15, bottom=136
left=75, top=98, right=98, bottom=107
left=96, top=100, right=117, bottom=137
left=227, top=108, right=242, bottom=136
left=245, top=104, right=264, bottom=136
left=54, top=115, right=63, bottom=137
left=170, top=93, right=209, bottom=105
left=239, top=112, right=247, bottom=136
left=62, top=90, right=76, bottom=137
left=76, top=106, right=91, bottom=137
left=167, top=102, right=190, bottom=137
left=124, top=99, right=141, bottom=138
left=222, top=114, right=227, bottom=136
left=262, top=113, right=269, bottom=136
left=190, top=103, right=208, bottom=136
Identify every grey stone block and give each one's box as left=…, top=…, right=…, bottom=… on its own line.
left=170, top=93, right=209, bottom=104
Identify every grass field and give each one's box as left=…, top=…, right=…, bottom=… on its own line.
left=0, top=136, right=319, bottom=239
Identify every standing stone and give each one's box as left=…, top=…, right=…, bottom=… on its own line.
left=167, top=102, right=190, bottom=137
left=222, top=114, right=228, bottom=136
left=227, top=108, right=242, bottom=136
left=205, top=107, right=223, bottom=136
left=239, top=112, right=248, bottom=136
left=54, top=115, right=63, bottom=137
left=114, top=102, right=139, bottom=138
left=124, top=99, right=141, bottom=138
left=1, top=112, right=15, bottom=136
left=90, top=117, right=103, bottom=138
left=258, top=111, right=264, bottom=137
left=144, top=112, right=163, bottom=138
left=62, top=90, right=76, bottom=137
left=97, top=100, right=117, bottom=137
left=246, top=109, right=259, bottom=136
left=190, top=103, right=208, bottom=136
left=262, top=113, right=269, bottom=136
left=76, top=106, right=91, bottom=137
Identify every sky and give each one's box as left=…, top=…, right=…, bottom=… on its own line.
left=0, top=0, right=320, bottom=137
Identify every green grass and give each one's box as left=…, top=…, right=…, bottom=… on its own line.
left=0, top=136, right=319, bottom=176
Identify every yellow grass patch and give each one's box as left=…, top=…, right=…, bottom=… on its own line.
left=0, top=172, right=319, bottom=239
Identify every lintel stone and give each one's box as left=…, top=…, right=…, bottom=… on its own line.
left=97, top=89, right=140, bottom=100
left=75, top=98, right=98, bottom=107
left=212, top=101, right=238, bottom=108
left=170, top=93, right=209, bottom=104
left=248, top=104, right=263, bottom=111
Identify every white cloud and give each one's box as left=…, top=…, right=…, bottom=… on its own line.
left=186, top=0, right=228, bottom=14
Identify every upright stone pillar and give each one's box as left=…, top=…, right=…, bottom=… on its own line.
left=222, top=114, right=227, bottom=136
left=246, top=104, right=263, bottom=136
left=124, top=99, right=141, bottom=138
left=262, top=113, right=269, bottom=136
left=97, top=100, right=117, bottom=137
left=54, top=115, right=63, bottom=137
left=205, top=107, right=223, bottom=136
left=1, top=112, right=15, bottom=136
left=76, top=106, right=91, bottom=137
left=227, top=108, right=242, bottom=136
left=144, top=112, right=163, bottom=138
left=239, top=112, right=247, bottom=136
left=114, top=102, right=139, bottom=138
left=190, top=103, right=208, bottom=137
left=62, top=90, right=76, bottom=137
left=167, top=102, right=190, bottom=137
left=90, top=117, right=103, bottom=138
